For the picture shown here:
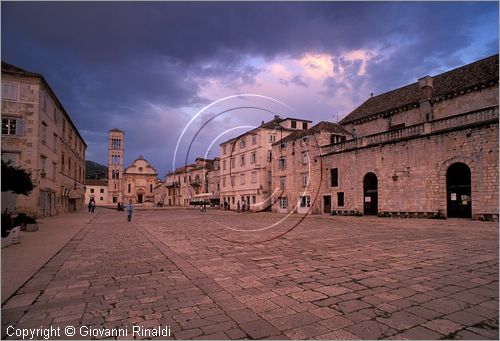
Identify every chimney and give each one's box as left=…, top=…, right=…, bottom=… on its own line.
left=418, top=76, right=434, bottom=121
left=274, top=115, right=280, bottom=120
left=418, top=76, right=434, bottom=99
left=370, top=92, right=373, bottom=98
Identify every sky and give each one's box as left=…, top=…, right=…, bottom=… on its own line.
left=2, top=1, right=498, bottom=178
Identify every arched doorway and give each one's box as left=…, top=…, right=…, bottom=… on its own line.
left=137, top=189, right=144, bottom=204
left=447, top=162, right=471, bottom=218
left=363, top=172, right=378, bottom=215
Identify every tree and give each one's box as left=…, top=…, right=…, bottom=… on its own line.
left=1, top=160, right=34, bottom=195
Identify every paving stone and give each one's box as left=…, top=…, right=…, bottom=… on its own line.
left=239, top=319, right=281, bottom=339
left=318, top=315, right=354, bottom=330
left=424, top=318, right=463, bottom=335
left=284, top=322, right=330, bottom=340
left=269, top=312, right=320, bottom=331
left=337, top=299, right=372, bottom=313
left=314, top=328, right=358, bottom=340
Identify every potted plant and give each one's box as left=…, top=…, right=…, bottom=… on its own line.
left=25, top=215, right=38, bottom=232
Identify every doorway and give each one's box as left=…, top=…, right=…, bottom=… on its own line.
left=363, top=173, right=378, bottom=215
left=323, top=195, right=331, bottom=214
left=137, top=194, right=143, bottom=204
left=447, top=162, right=471, bottom=218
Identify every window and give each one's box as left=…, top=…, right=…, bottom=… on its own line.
left=280, top=142, right=287, bottom=150
left=252, top=196, right=256, bottom=204
left=279, top=197, right=288, bottom=209
left=230, top=158, right=235, bottom=169
left=252, top=135, right=257, bottom=145
left=302, top=152, right=308, bottom=164
left=90, top=188, right=94, bottom=193
left=269, top=134, right=276, bottom=142
left=53, top=108, right=58, bottom=123
left=267, top=150, right=272, bottom=162
left=222, top=176, right=226, bottom=187
left=240, top=174, right=246, bottom=185
left=100, top=188, right=104, bottom=193
left=223, top=145, right=227, bottom=155
left=128, top=183, right=131, bottom=193
left=330, top=168, right=338, bottom=187
left=222, top=160, right=226, bottom=170
left=279, top=157, right=286, bottom=170
left=251, top=152, right=257, bottom=164
left=100, top=197, right=104, bottom=201
left=268, top=171, right=272, bottom=183
left=337, top=192, right=345, bottom=207
left=240, top=155, right=245, bottom=166
left=184, top=176, right=186, bottom=183
left=51, top=162, right=56, bottom=179
left=300, top=196, right=311, bottom=207
left=240, top=139, right=246, bottom=149
left=61, top=153, right=65, bottom=173
left=2, top=82, right=18, bottom=100
left=302, top=122, right=308, bottom=129
left=330, top=134, right=346, bottom=144
left=2, top=118, right=17, bottom=135
left=291, top=120, right=297, bottom=129
left=251, top=171, right=257, bottom=184
left=150, top=184, right=153, bottom=193
left=42, top=94, right=47, bottom=112
left=230, top=176, right=235, bottom=186
left=53, top=133, right=57, bottom=151
left=279, top=176, right=286, bottom=190
left=301, top=173, right=308, bottom=187
left=41, top=122, right=47, bottom=143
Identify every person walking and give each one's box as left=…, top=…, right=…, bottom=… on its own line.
left=126, top=199, right=134, bottom=222
left=91, top=199, right=96, bottom=213
left=88, top=198, right=94, bottom=213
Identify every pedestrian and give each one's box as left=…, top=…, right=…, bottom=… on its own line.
left=242, top=199, right=246, bottom=212
left=91, top=199, right=96, bottom=213
left=126, top=199, right=134, bottom=222
left=237, top=200, right=240, bottom=212
left=88, top=198, right=93, bottom=212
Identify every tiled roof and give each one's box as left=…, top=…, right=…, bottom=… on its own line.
left=341, top=54, right=499, bottom=124
left=85, top=179, right=108, bottom=186
left=109, top=128, right=124, bottom=133
left=276, top=121, right=351, bottom=144
left=1, top=61, right=42, bottom=77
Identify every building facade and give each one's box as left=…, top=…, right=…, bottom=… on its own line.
left=84, top=180, right=108, bottom=206
left=2, top=61, right=86, bottom=217
left=164, top=158, right=218, bottom=206
left=273, top=54, right=498, bottom=220
left=123, top=156, right=158, bottom=204
left=219, top=115, right=312, bottom=211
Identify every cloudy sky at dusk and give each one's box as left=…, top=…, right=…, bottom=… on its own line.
left=2, top=1, right=498, bottom=177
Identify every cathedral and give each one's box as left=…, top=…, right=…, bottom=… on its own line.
left=84, top=129, right=159, bottom=206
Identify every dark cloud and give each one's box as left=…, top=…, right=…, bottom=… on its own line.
left=2, top=1, right=497, bottom=176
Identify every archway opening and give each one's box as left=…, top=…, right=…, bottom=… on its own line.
left=447, top=162, right=471, bottom=218
left=363, top=172, right=378, bottom=215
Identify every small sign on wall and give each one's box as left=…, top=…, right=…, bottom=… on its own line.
left=451, top=193, right=457, bottom=201
left=364, top=196, right=371, bottom=203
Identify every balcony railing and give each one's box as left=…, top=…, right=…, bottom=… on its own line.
left=321, top=106, right=498, bottom=155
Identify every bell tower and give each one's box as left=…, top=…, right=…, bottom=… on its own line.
left=108, top=128, right=124, bottom=204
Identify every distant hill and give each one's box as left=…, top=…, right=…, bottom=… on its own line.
left=85, top=160, right=108, bottom=180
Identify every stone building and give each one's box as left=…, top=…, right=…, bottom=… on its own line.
left=84, top=179, right=108, bottom=206
left=164, top=158, right=218, bottom=206
left=1, top=61, right=86, bottom=217
left=276, top=54, right=498, bottom=220
left=219, top=115, right=312, bottom=211
left=271, top=121, right=352, bottom=214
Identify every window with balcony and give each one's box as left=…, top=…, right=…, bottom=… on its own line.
left=251, top=152, right=257, bottom=164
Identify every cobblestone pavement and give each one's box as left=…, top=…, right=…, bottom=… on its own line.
left=2, top=209, right=498, bottom=339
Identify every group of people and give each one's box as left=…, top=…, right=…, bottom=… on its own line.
left=87, top=198, right=134, bottom=222
left=223, top=199, right=249, bottom=212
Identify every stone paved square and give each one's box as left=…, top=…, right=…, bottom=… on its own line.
left=2, top=209, right=498, bottom=339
